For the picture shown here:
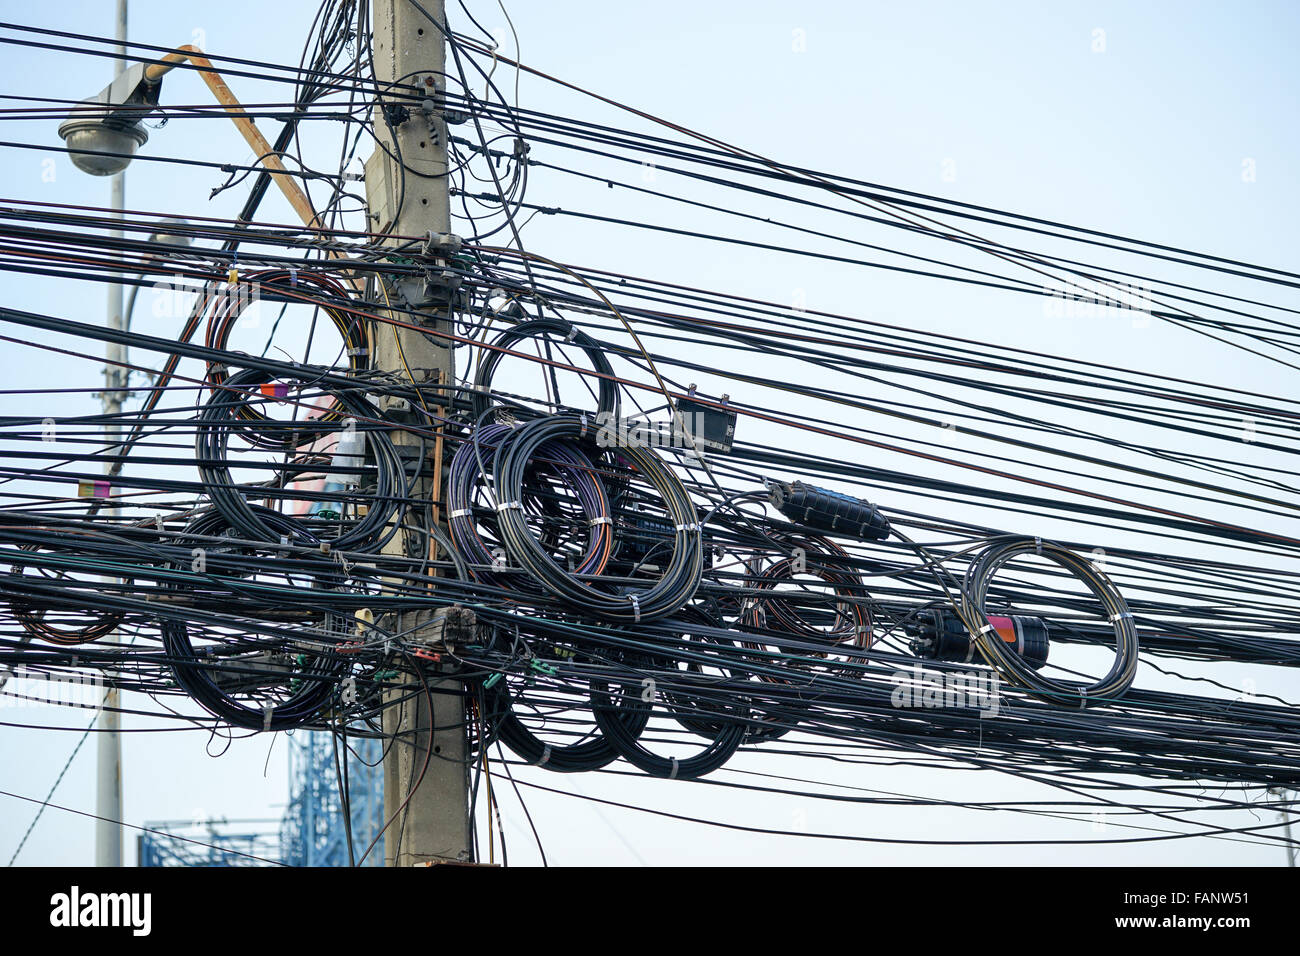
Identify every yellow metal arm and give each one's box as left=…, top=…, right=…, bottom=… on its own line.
left=145, top=46, right=323, bottom=232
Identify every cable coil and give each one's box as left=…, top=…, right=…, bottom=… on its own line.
left=492, top=414, right=703, bottom=621
left=958, top=536, right=1139, bottom=707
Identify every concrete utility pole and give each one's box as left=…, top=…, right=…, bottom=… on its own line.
left=365, top=0, right=473, bottom=866
left=95, top=0, right=127, bottom=869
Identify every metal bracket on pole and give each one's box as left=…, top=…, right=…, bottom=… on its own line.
left=411, top=605, right=479, bottom=658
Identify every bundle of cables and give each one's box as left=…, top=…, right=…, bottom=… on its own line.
left=490, top=414, right=703, bottom=621
left=160, top=506, right=350, bottom=731
left=587, top=640, right=751, bottom=779
left=446, top=420, right=612, bottom=586
left=203, top=269, right=370, bottom=439
left=737, top=532, right=873, bottom=680
left=480, top=623, right=652, bottom=773
left=470, top=317, right=621, bottom=423
left=665, top=603, right=794, bottom=744
left=195, top=367, right=406, bottom=552
left=7, top=541, right=125, bottom=645
left=957, top=536, right=1140, bottom=707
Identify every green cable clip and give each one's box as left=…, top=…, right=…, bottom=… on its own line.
left=483, top=672, right=503, bottom=690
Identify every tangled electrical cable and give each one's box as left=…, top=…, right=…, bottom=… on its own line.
left=957, top=536, right=1140, bottom=707
left=195, top=366, right=407, bottom=552
left=470, top=317, right=620, bottom=422
left=737, top=531, right=874, bottom=681
left=160, top=505, right=353, bottom=732
left=490, top=414, right=702, bottom=622
left=1, top=3, right=1298, bottom=843
left=203, top=268, right=371, bottom=428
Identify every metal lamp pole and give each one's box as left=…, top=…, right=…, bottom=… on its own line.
left=95, top=0, right=127, bottom=869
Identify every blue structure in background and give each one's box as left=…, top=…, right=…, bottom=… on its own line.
left=137, top=820, right=282, bottom=867
left=140, top=730, right=384, bottom=867
left=280, top=731, right=385, bottom=866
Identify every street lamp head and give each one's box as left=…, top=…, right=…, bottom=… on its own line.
left=148, top=217, right=193, bottom=247
left=56, top=62, right=161, bottom=177
left=57, top=114, right=149, bottom=176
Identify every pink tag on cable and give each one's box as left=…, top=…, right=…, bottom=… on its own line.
left=77, top=479, right=111, bottom=498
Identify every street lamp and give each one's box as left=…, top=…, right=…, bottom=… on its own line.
left=57, top=46, right=324, bottom=229
left=148, top=217, right=194, bottom=248
left=56, top=62, right=158, bottom=176
left=125, top=217, right=193, bottom=345
left=125, top=217, right=193, bottom=332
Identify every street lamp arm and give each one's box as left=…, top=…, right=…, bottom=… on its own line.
left=143, top=46, right=324, bottom=231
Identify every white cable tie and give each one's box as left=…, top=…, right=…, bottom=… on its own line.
left=288, top=267, right=298, bottom=286
left=588, top=516, right=613, bottom=527
left=1107, top=611, right=1134, bottom=624
left=579, top=412, right=588, bottom=438
left=347, top=347, right=369, bottom=357
left=978, top=623, right=996, bottom=635
left=674, top=522, right=699, bottom=533
left=495, top=500, right=523, bottom=513
left=1034, top=536, right=1042, bottom=554
left=630, top=595, right=641, bottom=623
left=536, top=744, right=552, bottom=768
left=262, top=706, right=274, bottom=731
left=565, top=326, right=578, bottom=343
left=669, top=757, right=679, bottom=780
